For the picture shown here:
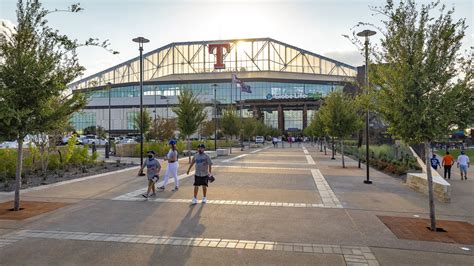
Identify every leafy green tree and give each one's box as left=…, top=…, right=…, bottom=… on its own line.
left=319, top=91, right=362, bottom=168
left=220, top=106, right=241, bottom=153
left=147, top=116, right=176, bottom=141
left=368, top=0, right=472, bottom=231
left=0, top=1, right=116, bottom=211
left=173, top=90, right=207, bottom=156
left=242, top=118, right=257, bottom=142
left=133, top=109, right=152, bottom=140
left=254, top=120, right=268, bottom=137
left=200, top=120, right=216, bottom=139
left=305, top=111, right=327, bottom=151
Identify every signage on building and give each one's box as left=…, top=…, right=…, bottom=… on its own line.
left=266, top=92, right=323, bottom=100
left=209, top=43, right=231, bottom=69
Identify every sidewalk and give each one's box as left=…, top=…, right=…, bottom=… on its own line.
left=0, top=145, right=472, bottom=265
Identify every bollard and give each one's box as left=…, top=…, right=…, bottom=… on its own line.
left=105, top=142, right=110, bottom=159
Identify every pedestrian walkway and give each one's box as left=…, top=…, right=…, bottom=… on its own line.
left=0, top=144, right=472, bottom=265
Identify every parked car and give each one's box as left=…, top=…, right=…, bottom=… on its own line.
left=118, top=138, right=137, bottom=144
left=0, top=140, right=36, bottom=149
left=81, top=135, right=108, bottom=145
left=62, top=135, right=83, bottom=145
left=255, top=136, right=265, bottom=144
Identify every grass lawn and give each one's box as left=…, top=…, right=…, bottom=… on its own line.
left=437, top=149, right=474, bottom=162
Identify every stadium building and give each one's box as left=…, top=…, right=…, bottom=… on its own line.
left=68, top=38, right=358, bottom=136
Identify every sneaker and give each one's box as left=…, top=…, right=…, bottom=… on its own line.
left=172, top=186, right=179, bottom=191
left=149, top=192, right=156, bottom=197
left=191, top=197, right=198, bottom=205
left=141, top=194, right=148, bottom=198
left=202, top=197, right=207, bottom=204
left=157, top=186, right=165, bottom=191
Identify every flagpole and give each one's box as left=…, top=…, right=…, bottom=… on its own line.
left=240, top=78, right=243, bottom=151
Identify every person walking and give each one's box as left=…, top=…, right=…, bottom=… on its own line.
left=457, top=150, right=470, bottom=180
left=430, top=154, right=441, bottom=170
left=442, top=151, right=454, bottom=179
left=138, top=151, right=161, bottom=198
left=186, top=144, right=213, bottom=205
left=158, top=140, right=180, bottom=191
left=272, top=136, right=278, bottom=148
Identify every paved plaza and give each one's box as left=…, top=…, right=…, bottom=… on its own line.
left=0, top=145, right=473, bottom=265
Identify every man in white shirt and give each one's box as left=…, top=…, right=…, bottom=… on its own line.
left=457, top=150, right=470, bottom=180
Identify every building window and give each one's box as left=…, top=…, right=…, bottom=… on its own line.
left=71, top=112, right=96, bottom=132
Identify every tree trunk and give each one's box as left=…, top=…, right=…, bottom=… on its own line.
left=14, top=138, right=24, bottom=211
left=324, top=137, right=327, bottom=155
left=187, top=135, right=191, bottom=164
left=331, top=137, right=335, bottom=159
left=341, top=139, right=345, bottom=168
left=424, top=140, right=437, bottom=231
left=229, top=135, right=232, bottom=154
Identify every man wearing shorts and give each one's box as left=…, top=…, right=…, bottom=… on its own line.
left=187, top=144, right=213, bottom=204
left=457, top=150, right=470, bottom=180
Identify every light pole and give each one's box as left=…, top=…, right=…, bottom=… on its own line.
left=357, top=29, right=376, bottom=185
left=106, top=82, right=112, bottom=158
left=132, top=37, right=149, bottom=168
left=212, top=84, right=218, bottom=151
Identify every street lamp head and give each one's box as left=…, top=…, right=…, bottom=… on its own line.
left=132, top=37, right=150, bottom=44
left=356, top=30, right=377, bottom=37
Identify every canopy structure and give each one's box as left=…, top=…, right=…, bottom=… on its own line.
left=69, top=38, right=357, bottom=90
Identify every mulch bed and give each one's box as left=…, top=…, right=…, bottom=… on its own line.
left=378, top=215, right=474, bottom=245
left=0, top=201, right=69, bottom=220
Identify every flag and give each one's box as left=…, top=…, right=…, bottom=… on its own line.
left=231, top=74, right=252, bottom=93
left=240, top=83, right=252, bottom=93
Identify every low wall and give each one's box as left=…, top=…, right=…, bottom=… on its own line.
left=406, top=146, right=451, bottom=202
left=216, top=149, right=230, bottom=156
left=205, top=151, right=218, bottom=159
left=406, top=173, right=451, bottom=202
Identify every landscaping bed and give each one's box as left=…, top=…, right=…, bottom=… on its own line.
left=342, top=144, right=422, bottom=176
left=1, top=161, right=136, bottom=192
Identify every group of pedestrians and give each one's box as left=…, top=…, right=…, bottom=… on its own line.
left=431, top=151, right=470, bottom=180
left=138, top=140, right=213, bottom=204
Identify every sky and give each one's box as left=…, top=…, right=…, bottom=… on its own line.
left=1, top=0, right=472, bottom=81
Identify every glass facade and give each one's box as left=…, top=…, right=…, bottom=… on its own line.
left=69, top=38, right=357, bottom=90
left=71, top=80, right=343, bottom=132
left=86, top=82, right=343, bottom=104
left=71, top=112, right=96, bottom=131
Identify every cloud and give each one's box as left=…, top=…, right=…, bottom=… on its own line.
left=324, top=50, right=364, bottom=67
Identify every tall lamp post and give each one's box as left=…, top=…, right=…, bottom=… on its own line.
left=357, top=29, right=376, bottom=185
left=106, top=82, right=112, bottom=158
left=212, top=84, right=218, bottom=151
left=132, top=37, right=150, bottom=168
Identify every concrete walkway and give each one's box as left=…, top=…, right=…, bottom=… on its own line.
left=0, top=144, right=473, bottom=265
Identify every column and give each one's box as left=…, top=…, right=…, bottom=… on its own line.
left=303, top=104, right=308, bottom=129
left=278, top=105, right=284, bottom=134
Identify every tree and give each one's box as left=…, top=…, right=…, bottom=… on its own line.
left=147, top=116, right=176, bottom=141
left=0, top=1, right=115, bottom=211
left=173, top=89, right=207, bottom=157
left=133, top=109, right=152, bottom=140
left=306, top=111, right=327, bottom=151
left=242, top=118, right=257, bottom=142
left=319, top=91, right=362, bottom=168
left=368, top=0, right=472, bottom=231
left=83, top=125, right=106, bottom=138
left=220, top=106, right=241, bottom=153
left=200, top=120, right=216, bottom=139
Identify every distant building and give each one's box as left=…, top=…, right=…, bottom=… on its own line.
left=68, top=38, right=357, bottom=135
